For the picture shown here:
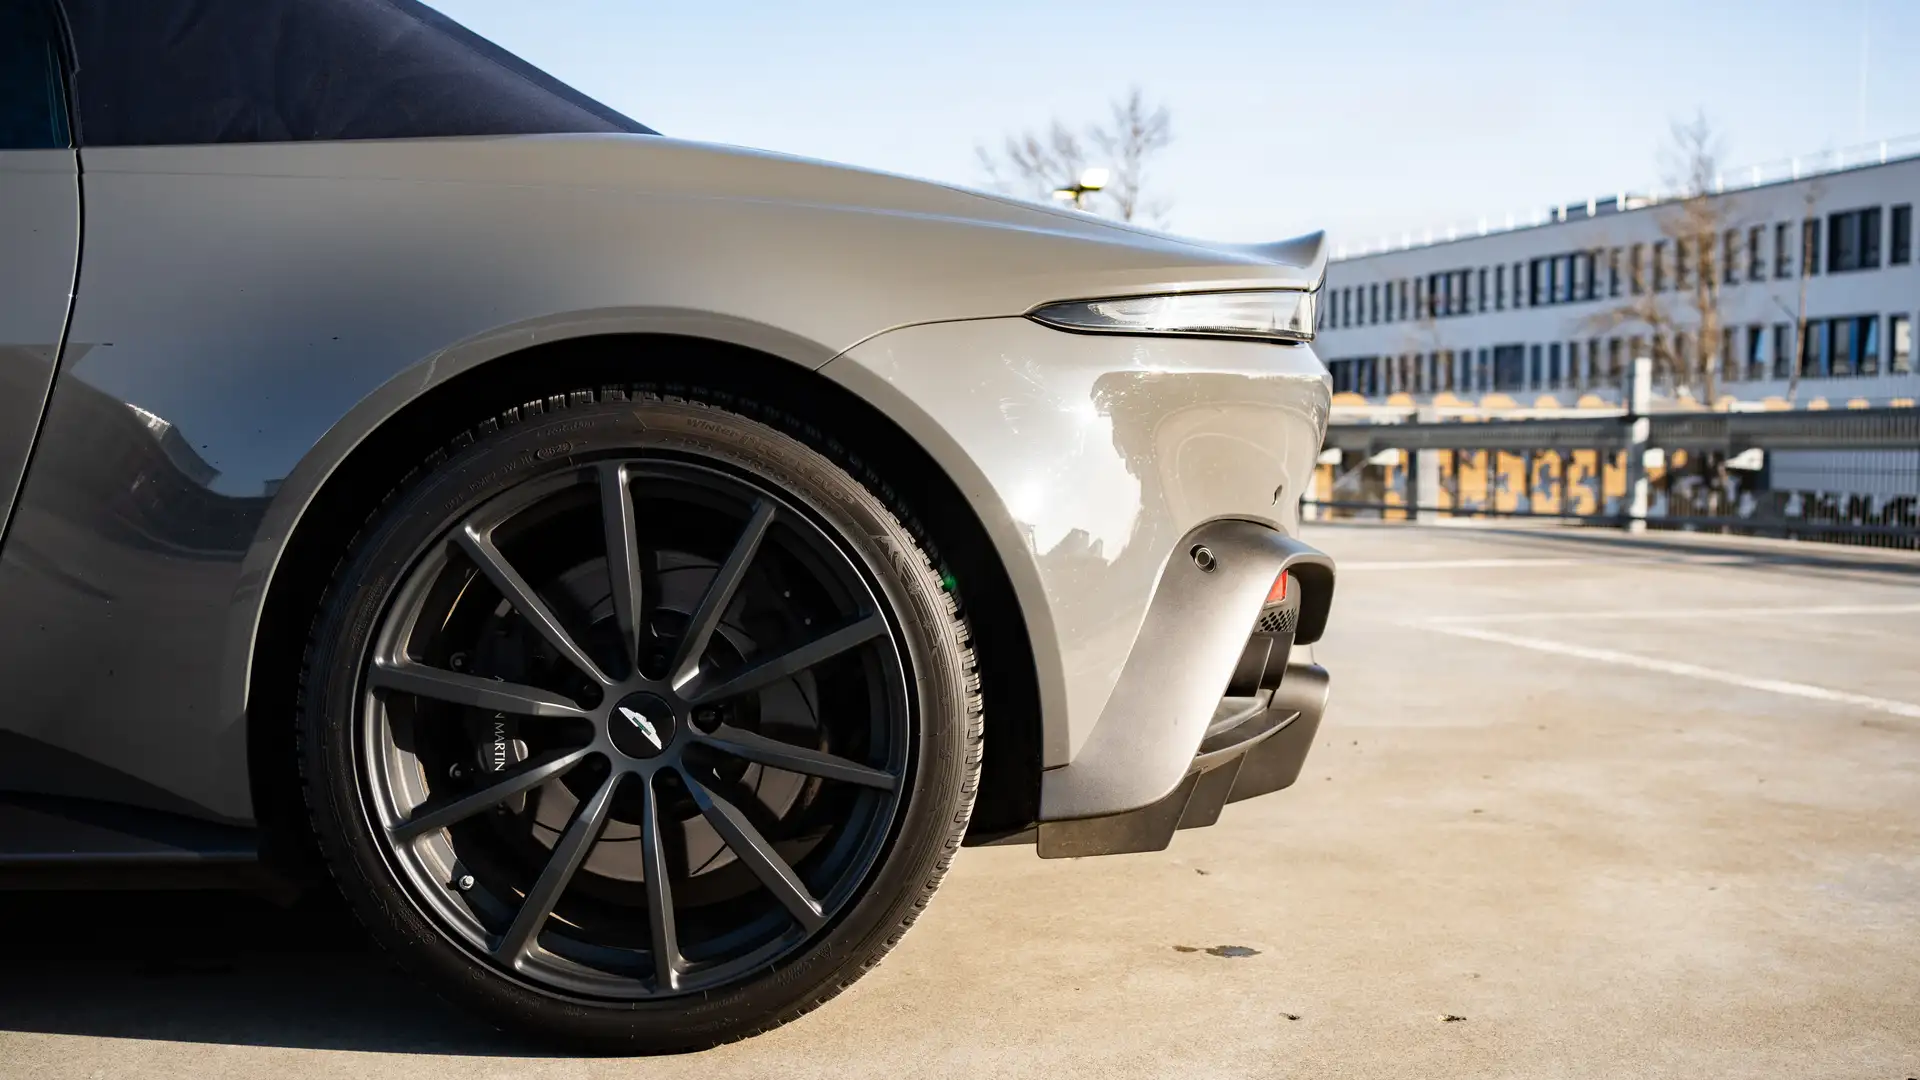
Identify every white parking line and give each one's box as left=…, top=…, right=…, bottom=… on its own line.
left=1422, top=623, right=1920, bottom=720
left=1342, top=555, right=1757, bottom=571
left=1424, top=602, right=1920, bottom=625
left=1342, top=558, right=1598, bottom=570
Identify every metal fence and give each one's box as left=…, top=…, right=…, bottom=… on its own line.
left=1307, top=363, right=1920, bottom=549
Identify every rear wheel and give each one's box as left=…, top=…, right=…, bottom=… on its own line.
left=300, top=388, right=980, bottom=1051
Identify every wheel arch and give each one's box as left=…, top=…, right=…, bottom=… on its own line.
left=243, top=330, right=1044, bottom=880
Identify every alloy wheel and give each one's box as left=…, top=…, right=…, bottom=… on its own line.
left=357, top=457, right=913, bottom=999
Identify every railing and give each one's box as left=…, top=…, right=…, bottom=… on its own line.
left=1332, top=132, right=1920, bottom=261
left=1307, top=361, right=1920, bottom=548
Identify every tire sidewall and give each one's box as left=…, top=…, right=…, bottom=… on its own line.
left=301, top=394, right=974, bottom=1049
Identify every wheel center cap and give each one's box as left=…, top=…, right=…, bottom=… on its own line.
left=608, top=692, right=678, bottom=759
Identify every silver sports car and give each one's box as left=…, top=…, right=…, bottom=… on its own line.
left=0, top=0, right=1335, bottom=1050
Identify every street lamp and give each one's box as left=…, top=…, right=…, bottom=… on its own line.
left=1051, top=166, right=1109, bottom=210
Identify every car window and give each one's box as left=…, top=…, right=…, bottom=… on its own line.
left=58, top=0, right=651, bottom=146
left=0, top=0, right=69, bottom=150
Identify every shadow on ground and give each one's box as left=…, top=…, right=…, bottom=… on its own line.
left=0, top=889, right=533, bottom=1054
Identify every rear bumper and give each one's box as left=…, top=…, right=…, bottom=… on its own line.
left=1034, top=663, right=1329, bottom=858
left=824, top=317, right=1331, bottom=773
left=1035, top=520, right=1333, bottom=823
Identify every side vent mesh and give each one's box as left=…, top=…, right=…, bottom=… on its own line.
left=1256, top=605, right=1297, bottom=636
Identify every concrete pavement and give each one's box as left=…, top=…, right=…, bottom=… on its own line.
left=3, top=523, right=1916, bottom=1078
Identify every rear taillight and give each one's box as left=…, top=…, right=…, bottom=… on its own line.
left=1265, top=572, right=1288, bottom=605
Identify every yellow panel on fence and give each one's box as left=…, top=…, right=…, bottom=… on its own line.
left=1382, top=452, right=1407, bottom=521
left=1493, top=451, right=1525, bottom=513
left=1530, top=452, right=1564, bottom=514
left=1567, top=449, right=1601, bottom=515
left=1601, top=449, right=1626, bottom=509
left=1454, top=450, right=1487, bottom=513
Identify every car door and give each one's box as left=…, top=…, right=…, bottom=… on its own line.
left=0, top=0, right=79, bottom=539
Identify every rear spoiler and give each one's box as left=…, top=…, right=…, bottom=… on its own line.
left=1227, top=230, right=1327, bottom=291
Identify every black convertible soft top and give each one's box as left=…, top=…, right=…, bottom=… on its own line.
left=57, top=0, right=653, bottom=146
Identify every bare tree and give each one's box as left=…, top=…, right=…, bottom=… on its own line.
left=1586, top=113, right=1736, bottom=402
left=976, top=121, right=1091, bottom=205
left=1089, top=88, right=1172, bottom=225
left=1772, top=179, right=1826, bottom=403
left=977, top=87, right=1173, bottom=226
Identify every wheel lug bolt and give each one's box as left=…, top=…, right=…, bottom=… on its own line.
left=456, top=874, right=475, bottom=892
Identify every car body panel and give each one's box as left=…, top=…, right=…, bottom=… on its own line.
left=826, top=319, right=1329, bottom=784
left=0, top=133, right=1326, bottom=826
left=0, top=148, right=78, bottom=537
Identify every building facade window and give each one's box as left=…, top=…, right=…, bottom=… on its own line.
left=1774, top=223, right=1792, bottom=278
left=1607, top=338, right=1623, bottom=385
left=1529, top=343, right=1542, bottom=388
left=1652, top=241, right=1668, bottom=292
left=1830, top=318, right=1856, bottom=377
left=1745, top=325, right=1765, bottom=381
left=1512, top=262, right=1525, bottom=307
left=1608, top=248, right=1621, bottom=296
left=1892, top=314, right=1912, bottom=374
left=1720, top=328, right=1738, bottom=382
left=1772, top=323, right=1793, bottom=378
left=1802, top=218, right=1821, bottom=277
left=1723, top=229, right=1740, bottom=284
left=1894, top=205, right=1913, bottom=265
left=1827, top=207, right=1882, bottom=273
left=1675, top=238, right=1691, bottom=290
left=1493, top=344, right=1524, bottom=390
left=1748, top=226, right=1766, bottom=281
left=1494, top=265, right=1506, bottom=310
left=1478, top=267, right=1488, bottom=313
left=1369, top=282, right=1380, bottom=324
left=1801, top=319, right=1829, bottom=378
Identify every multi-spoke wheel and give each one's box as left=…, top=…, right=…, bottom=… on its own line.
left=301, top=389, right=980, bottom=1051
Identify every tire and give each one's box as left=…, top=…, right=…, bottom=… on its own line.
left=299, top=387, right=981, bottom=1052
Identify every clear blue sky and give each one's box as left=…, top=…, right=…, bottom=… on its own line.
left=432, top=0, right=1920, bottom=245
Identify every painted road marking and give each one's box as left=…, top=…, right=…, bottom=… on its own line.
left=1424, top=602, right=1920, bottom=625
left=1343, top=558, right=1597, bottom=570
left=1341, top=555, right=1761, bottom=571
left=1420, top=623, right=1920, bottom=720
